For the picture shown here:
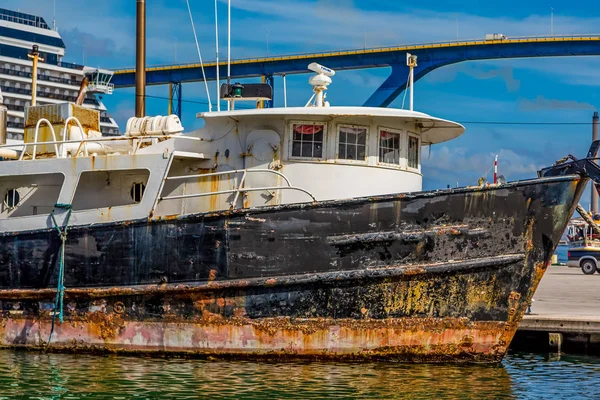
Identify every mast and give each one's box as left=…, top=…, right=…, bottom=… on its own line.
left=227, top=0, right=231, bottom=110
left=28, top=45, right=43, bottom=107
left=135, top=0, right=146, bottom=117
left=406, top=53, right=417, bottom=111
left=215, top=0, right=220, bottom=111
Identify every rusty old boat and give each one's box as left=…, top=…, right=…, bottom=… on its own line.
left=0, top=4, right=598, bottom=362
left=0, top=75, right=597, bottom=362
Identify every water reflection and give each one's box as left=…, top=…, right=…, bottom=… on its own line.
left=0, top=350, right=599, bottom=399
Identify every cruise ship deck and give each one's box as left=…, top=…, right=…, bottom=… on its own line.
left=0, top=8, right=119, bottom=139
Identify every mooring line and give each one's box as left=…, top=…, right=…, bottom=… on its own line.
left=47, top=203, right=72, bottom=345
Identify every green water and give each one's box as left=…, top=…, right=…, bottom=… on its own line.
left=0, top=351, right=597, bottom=399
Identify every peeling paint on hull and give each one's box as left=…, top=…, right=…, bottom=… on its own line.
left=1, top=319, right=507, bottom=363
left=0, top=175, right=587, bottom=362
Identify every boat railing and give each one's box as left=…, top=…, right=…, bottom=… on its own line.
left=2, top=117, right=204, bottom=160
left=161, top=168, right=317, bottom=207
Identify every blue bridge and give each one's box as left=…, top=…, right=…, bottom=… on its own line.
left=112, top=35, right=600, bottom=113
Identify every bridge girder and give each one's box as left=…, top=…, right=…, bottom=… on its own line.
left=112, top=38, right=600, bottom=108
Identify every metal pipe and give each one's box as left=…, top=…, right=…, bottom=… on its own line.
left=161, top=186, right=316, bottom=202
left=28, top=45, right=42, bottom=107
left=593, top=111, right=599, bottom=213
left=259, top=75, right=265, bottom=109
left=75, top=76, right=89, bottom=106
left=406, top=53, right=417, bottom=111
left=409, top=65, right=414, bottom=111
left=135, top=0, right=146, bottom=117
left=215, top=0, right=220, bottom=112
left=227, top=0, right=231, bottom=82
left=283, top=74, right=287, bottom=107
left=227, top=0, right=231, bottom=111
left=30, top=118, right=60, bottom=160
left=166, top=168, right=292, bottom=187
left=168, top=83, right=173, bottom=115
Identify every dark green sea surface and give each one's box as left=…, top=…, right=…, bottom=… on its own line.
left=0, top=350, right=597, bottom=399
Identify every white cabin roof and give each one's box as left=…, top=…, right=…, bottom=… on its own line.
left=198, top=106, right=465, bottom=145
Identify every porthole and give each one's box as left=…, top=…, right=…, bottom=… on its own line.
left=130, top=182, right=146, bottom=203
left=4, top=189, right=20, bottom=209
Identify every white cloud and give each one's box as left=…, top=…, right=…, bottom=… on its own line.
left=423, top=145, right=542, bottom=181
left=520, top=95, right=597, bottom=111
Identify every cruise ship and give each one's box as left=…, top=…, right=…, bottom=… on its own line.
left=0, top=7, right=119, bottom=140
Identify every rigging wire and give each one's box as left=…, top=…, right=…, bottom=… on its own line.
left=185, top=0, right=212, bottom=112
left=400, top=68, right=411, bottom=110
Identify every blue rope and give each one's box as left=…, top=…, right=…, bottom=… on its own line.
left=47, top=203, right=72, bottom=345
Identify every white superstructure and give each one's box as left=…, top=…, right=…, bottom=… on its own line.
left=0, top=62, right=466, bottom=234
left=0, top=7, right=119, bottom=139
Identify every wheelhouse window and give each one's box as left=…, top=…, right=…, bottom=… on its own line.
left=408, top=134, right=420, bottom=169
left=291, top=123, right=325, bottom=159
left=379, top=129, right=401, bottom=165
left=338, top=125, right=367, bottom=161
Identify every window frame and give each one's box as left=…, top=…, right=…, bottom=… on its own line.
left=70, top=168, right=151, bottom=211
left=288, top=121, right=327, bottom=161
left=336, top=124, right=369, bottom=164
left=0, top=172, right=66, bottom=219
left=377, top=126, right=404, bottom=168
left=407, top=132, right=421, bottom=172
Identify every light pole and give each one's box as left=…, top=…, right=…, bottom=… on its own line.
left=550, top=7, right=554, bottom=36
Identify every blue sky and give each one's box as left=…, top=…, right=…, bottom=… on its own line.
left=7, top=0, right=600, bottom=202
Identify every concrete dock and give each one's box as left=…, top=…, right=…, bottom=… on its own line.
left=512, top=264, right=600, bottom=354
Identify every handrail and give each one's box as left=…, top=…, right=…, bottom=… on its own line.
left=19, top=118, right=60, bottom=161
left=160, top=167, right=317, bottom=206
left=0, top=134, right=203, bottom=149
left=3, top=132, right=205, bottom=159
left=166, top=168, right=292, bottom=186
left=61, top=117, right=89, bottom=158
left=161, top=186, right=316, bottom=202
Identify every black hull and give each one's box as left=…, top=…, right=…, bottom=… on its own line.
left=0, top=175, right=586, bottom=361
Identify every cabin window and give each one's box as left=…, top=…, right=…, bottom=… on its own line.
left=130, top=182, right=146, bottom=203
left=408, top=134, right=420, bottom=169
left=4, top=189, right=20, bottom=209
left=338, top=125, right=367, bottom=161
left=291, top=123, right=325, bottom=159
left=379, top=129, right=401, bottom=165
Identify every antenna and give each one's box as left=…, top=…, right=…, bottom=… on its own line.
left=214, top=0, right=220, bottom=112
left=306, top=63, right=335, bottom=107
left=53, top=0, right=56, bottom=31
left=227, top=0, right=231, bottom=110
left=186, top=0, right=212, bottom=111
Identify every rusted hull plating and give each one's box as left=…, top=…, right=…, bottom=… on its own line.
left=0, top=175, right=586, bottom=362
